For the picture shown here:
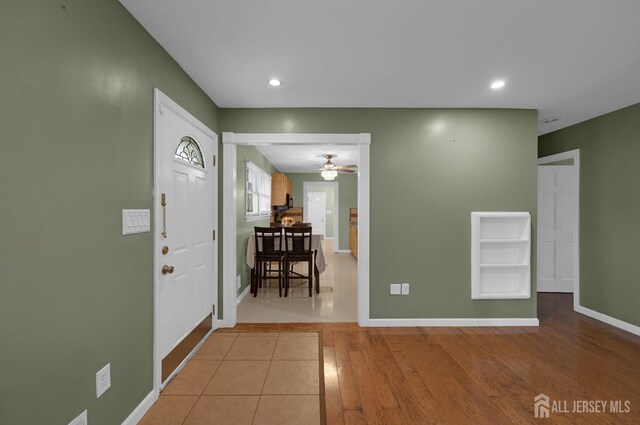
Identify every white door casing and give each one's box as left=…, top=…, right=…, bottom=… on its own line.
left=307, top=192, right=327, bottom=236
left=154, top=89, right=218, bottom=390
left=222, top=133, right=371, bottom=328
left=537, top=165, right=576, bottom=293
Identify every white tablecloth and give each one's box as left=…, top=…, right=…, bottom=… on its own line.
left=246, top=233, right=326, bottom=273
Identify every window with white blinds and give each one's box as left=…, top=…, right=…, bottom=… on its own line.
left=245, top=160, right=272, bottom=220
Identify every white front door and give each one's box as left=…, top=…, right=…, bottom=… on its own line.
left=307, top=192, right=326, bottom=236
left=155, top=90, right=217, bottom=386
left=537, top=165, right=575, bottom=292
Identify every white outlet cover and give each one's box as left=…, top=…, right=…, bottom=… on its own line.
left=96, top=363, right=111, bottom=398
left=401, top=283, right=410, bottom=295
left=68, top=410, right=87, bottom=425
left=236, top=274, right=241, bottom=291
left=390, top=283, right=401, bottom=295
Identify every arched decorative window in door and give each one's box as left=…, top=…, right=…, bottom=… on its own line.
left=174, top=136, right=205, bottom=168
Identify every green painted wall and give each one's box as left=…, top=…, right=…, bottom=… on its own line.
left=236, top=146, right=280, bottom=295
left=539, top=103, right=640, bottom=327
left=221, top=108, right=538, bottom=319
left=0, top=1, right=220, bottom=424
left=288, top=173, right=358, bottom=250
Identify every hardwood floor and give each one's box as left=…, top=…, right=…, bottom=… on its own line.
left=226, top=294, right=640, bottom=424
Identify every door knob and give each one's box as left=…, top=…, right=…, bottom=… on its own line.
left=162, top=265, right=175, bottom=275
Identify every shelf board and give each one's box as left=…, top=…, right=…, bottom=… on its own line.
left=479, top=239, right=529, bottom=243
left=473, top=293, right=531, bottom=300
left=479, top=263, right=529, bottom=268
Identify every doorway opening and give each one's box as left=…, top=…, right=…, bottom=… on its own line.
left=221, top=133, right=370, bottom=328
left=307, top=191, right=328, bottom=237
left=303, top=181, right=341, bottom=251
left=537, top=149, right=580, bottom=311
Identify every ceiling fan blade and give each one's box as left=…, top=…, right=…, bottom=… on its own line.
left=337, top=168, right=356, bottom=173
left=338, top=164, right=358, bottom=169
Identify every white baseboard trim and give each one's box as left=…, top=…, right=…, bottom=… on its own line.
left=575, top=305, right=640, bottom=336
left=236, top=285, right=250, bottom=305
left=216, top=319, right=229, bottom=329
left=121, top=390, right=157, bottom=425
left=335, top=249, right=351, bottom=254
left=369, top=318, right=540, bottom=327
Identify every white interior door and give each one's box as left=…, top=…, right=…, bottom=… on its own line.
left=538, top=165, right=575, bottom=292
left=155, top=91, right=216, bottom=384
left=307, top=192, right=326, bottom=236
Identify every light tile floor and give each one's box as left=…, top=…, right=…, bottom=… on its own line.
left=237, top=240, right=357, bottom=323
left=140, top=332, right=321, bottom=425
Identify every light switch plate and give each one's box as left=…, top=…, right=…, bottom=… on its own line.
left=390, top=283, right=401, bottom=295
left=401, top=283, right=410, bottom=295
left=96, top=363, right=111, bottom=398
left=68, top=410, right=87, bottom=425
left=122, top=209, right=150, bottom=235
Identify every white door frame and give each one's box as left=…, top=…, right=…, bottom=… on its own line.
left=537, top=149, right=580, bottom=310
left=222, top=133, right=371, bottom=327
left=152, top=89, right=219, bottom=394
left=303, top=181, right=340, bottom=251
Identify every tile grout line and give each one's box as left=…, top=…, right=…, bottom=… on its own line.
left=179, top=394, right=200, bottom=425
left=250, top=333, right=279, bottom=424
left=178, top=334, right=235, bottom=425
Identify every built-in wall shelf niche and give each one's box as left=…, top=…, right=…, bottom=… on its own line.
left=471, top=212, right=531, bottom=300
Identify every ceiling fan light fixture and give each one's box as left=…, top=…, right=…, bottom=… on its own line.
left=321, top=169, right=337, bottom=180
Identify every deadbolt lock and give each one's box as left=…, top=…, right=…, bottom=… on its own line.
left=162, top=265, right=175, bottom=275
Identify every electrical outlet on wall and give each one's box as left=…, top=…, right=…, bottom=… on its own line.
left=68, top=410, right=87, bottom=425
left=236, top=274, right=241, bottom=291
left=96, top=363, right=111, bottom=398
left=390, top=283, right=401, bottom=295
left=401, top=283, right=410, bottom=295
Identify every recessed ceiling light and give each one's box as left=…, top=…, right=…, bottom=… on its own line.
left=268, top=79, right=281, bottom=87
left=490, top=80, right=506, bottom=89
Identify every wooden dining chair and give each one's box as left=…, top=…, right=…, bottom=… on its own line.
left=283, top=227, right=314, bottom=297
left=288, top=223, right=312, bottom=276
left=253, top=227, right=284, bottom=297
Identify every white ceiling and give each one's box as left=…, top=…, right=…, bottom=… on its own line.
left=121, top=0, right=640, bottom=134
left=255, top=145, right=359, bottom=174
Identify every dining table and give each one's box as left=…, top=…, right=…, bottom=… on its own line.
left=246, top=232, right=326, bottom=294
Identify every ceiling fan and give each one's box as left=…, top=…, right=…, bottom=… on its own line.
left=318, top=154, right=357, bottom=180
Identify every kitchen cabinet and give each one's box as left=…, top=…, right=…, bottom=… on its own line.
left=271, top=173, right=291, bottom=207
